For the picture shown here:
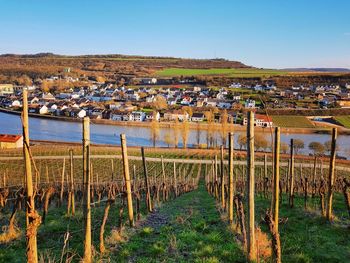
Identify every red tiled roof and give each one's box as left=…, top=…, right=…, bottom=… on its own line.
left=0, top=134, right=22, bottom=143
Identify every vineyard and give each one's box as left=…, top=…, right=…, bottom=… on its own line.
left=271, top=116, right=315, bottom=129
left=333, top=115, right=350, bottom=128
left=0, top=95, right=350, bottom=262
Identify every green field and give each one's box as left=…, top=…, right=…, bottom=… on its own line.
left=334, top=115, right=350, bottom=128
left=272, top=115, right=315, bottom=128
left=156, top=68, right=288, bottom=78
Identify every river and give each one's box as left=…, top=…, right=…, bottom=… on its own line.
left=0, top=112, right=349, bottom=159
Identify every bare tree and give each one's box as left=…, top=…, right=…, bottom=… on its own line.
left=181, top=120, right=190, bottom=148
left=173, top=118, right=180, bottom=148
left=195, top=122, right=201, bottom=147
left=292, top=139, right=305, bottom=154
left=308, top=142, right=325, bottom=156
left=164, top=132, right=174, bottom=147
left=220, top=110, right=229, bottom=146
left=150, top=111, right=160, bottom=147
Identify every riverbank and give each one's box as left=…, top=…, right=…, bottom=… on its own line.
left=1, top=107, right=349, bottom=135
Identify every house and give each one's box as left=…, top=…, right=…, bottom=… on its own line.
left=0, top=84, right=14, bottom=96
left=191, top=113, right=205, bottom=122
left=242, top=114, right=273, bottom=127
left=47, top=103, right=58, bottom=113
left=255, top=114, right=273, bottom=127
left=110, top=110, right=132, bottom=121
left=145, top=111, right=160, bottom=121
left=28, top=105, right=40, bottom=113
left=205, top=99, right=217, bottom=107
left=244, top=99, right=256, bottom=109
left=66, top=108, right=86, bottom=118
left=338, top=99, right=350, bottom=108
left=39, top=105, right=49, bottom=115
left=167, top=98, right=177, bottom=106
left=0, top=134, right=23, bottom=149
left=229, top=83, right=242, bottom=88
left=125, top=90, right=140, bottom=101
left=141, top=78, right=157, bottom=85
left=232, top=94, right=241, bottom=101
left=218, top=101, right=232, bottom=109
left=131, top=111, right=146, bottom=122
left=42, top=93, right=55, bottom=101
left=180, top=96, right=192, bottom=105
left=90, top=108, right=104, bottom=119
left=163, top=110, right=189, bottom=121
left=11, top=100, right=21, bottom=107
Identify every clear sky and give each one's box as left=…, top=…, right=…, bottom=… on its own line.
left=0, top=0, right=349, bottom=68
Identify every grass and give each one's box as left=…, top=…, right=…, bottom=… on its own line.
left=156, top=68, right=289, bottom=78
left=272, top=115, right=315, bottom=128
left=111, top=183, right=245, bottom=262
left=1, top=177, right=349, bottom=262
left=333, top=115, right=350, bottom=128
left=255, top=193, right=350, bottom=263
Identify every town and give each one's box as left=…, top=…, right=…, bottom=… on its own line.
left=1, top=73, right=350, bottom=129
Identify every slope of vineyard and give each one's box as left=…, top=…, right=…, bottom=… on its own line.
left=0, top=139, right=350, bottom=262
left=271, top=115, right=315, bottom=128
left=334, top=115, right=350, bottom=128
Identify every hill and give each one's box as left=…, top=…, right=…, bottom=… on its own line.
left=0, top=53, right=350, bottom=87
left=0, top=53, right=250, bottom=79
left=283, top=68, right=350, bottom=73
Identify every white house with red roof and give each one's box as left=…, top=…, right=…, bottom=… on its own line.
left=0, top=134, right=23, bottom=149
left=242, top=114, right=273, bottom=127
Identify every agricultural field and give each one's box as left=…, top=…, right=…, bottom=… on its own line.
left=271, top=115, right=315, bottom=128
left=333, top=115, right=350, bottom=128
left=156, top=68, right=289, bottom=78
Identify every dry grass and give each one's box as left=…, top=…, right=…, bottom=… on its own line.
left=106, top=227, right=126, bottom=245
left=0, top=225, right=21, bottom=244
left=255, top=227, right=272, bottom=259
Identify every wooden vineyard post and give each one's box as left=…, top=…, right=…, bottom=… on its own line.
left=289, top=139, right=295, bottom=208
left=272, top=127, right=281, bottom=263
left=69, top=149, right=75, bottom=216
left=60, top=158, right=65, bottom=206
left=220, top=145, right=225, bottom=210
left=326, top=128, right=337, bottom=221
left=121, top=134, right=135, bottom=226
left=141, top=147, right=152, bottom=212
left=312, top=156, right=317, bottom=197
left=228, top=132, right=234, bottom=224
left=82, top=117, right=92, bottom=263
left=214, top=155, right=219, bottom=198
left=111, top=159, right=114, bottom=182
left=264, top=154, right=268, bottom=199
left=23, top=88, right=41, bottom=263
left=247, top=111, right=256, bottom=261
left=173, top=162, right=178, bottom=197
left=161, top=155, right=167, bottom=201
left=273, top=127, right=280, bottom=231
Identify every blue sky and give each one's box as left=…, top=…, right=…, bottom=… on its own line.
left=0, top=0, right=349, bottom=68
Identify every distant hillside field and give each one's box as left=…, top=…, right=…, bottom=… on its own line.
left=157, top=68, right=288, bottom=78
left=272, top=115, right=315, bottom=128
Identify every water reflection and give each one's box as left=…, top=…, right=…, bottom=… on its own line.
left=0, top=112, right=349, bottom=159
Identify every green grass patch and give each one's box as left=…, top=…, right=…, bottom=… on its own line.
left=333, top=115, right=350, bottom=128
left=156, top=68, right=288, bottom=78
left=272, top=115, right=315, bottom=128
left=255, top=193, right=350, bottom=263
left=111, top=183, right=245, bottom=262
